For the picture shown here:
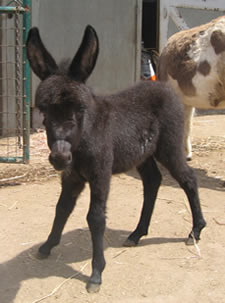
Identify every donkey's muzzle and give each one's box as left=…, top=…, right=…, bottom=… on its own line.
left=49, top=140, right=72, bottom=171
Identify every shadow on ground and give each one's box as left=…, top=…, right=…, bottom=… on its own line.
left=127, top=165, right=225, bottom=192
left=0, top=227, right=185, bottom=303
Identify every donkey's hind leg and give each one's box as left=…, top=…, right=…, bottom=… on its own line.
left=158, top=153, right=206, bottom=245
left=38, top=174, right=85, bottom=258
left=124, top=156, right=162, bottom=247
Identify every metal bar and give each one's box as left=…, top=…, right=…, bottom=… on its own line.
left=0, top=44, right=22, bottom=47
left=0, top=6, right=26, bottom=13
left=0, top=27, right=20, bottom=30
left=0, top=95, right=24, bottom=97
left=0, top=12, right=2, bottom=137
left=169, top=7, right=189, bottom=31
left=159, top=0, right=225, bottom=52
left=22, top=0, right=31, bottom=163
left=167, top=0, right=225, bottom=11
left=0, top=156, right=23, bottom=163
left=14, top=10, right=22, bottom=149
left=0, top=62, right=18, bottom=64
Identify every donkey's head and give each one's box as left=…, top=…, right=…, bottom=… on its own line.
left=26, top=26, right=99, bottom=170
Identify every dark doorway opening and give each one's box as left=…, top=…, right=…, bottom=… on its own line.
left=141, top=0, right=158, bottom=79
left=142, top=0, right=158, bottom=51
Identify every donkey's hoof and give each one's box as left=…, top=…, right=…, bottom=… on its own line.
left=186, top=236, right=196, bottom=246
left=123, top=238, right=138, bottom=247
left=186, top=237, right=194, bottom=246
left=36, top=251, right=49, bottom=259
left=86, top=282, right=101, bottom=293
left=36, top=252, right=48, bottom=259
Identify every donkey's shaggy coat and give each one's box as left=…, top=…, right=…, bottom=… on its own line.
left=26, top=25, right=206, bottom=292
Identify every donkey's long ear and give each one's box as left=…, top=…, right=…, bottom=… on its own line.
left=26, top=27, right=57, bottom=80
left=68, top=25, right=99, bottom=82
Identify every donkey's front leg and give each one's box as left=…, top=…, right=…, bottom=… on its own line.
left=86, top=175, right=110, bottom=293
left=38, top=174, right=85, bottom=258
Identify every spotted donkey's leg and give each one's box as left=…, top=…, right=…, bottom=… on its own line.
left=184, top=105, right=195, bottom=161
left=124, top=156, right=162, bottom=246
left=38, top=173, right=85, bottom=258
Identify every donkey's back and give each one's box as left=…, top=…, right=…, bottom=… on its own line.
left=95, top=80, right=185, bottom=174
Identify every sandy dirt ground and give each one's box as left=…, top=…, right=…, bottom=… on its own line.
left=0, top=114, right=225, bottom=303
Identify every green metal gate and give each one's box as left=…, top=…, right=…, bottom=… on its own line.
left=0, top=0, right=30, bottom=163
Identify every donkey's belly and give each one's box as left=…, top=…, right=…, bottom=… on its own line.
left=168, top=74, right=225, bottom=109
left=182, top=95, right=225, bottom=109
left=112, top=139, right=156, bottom=174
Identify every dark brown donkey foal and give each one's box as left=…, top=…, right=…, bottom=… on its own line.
left=26, top=25, right=206, bottom=293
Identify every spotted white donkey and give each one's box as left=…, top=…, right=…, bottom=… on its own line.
left=158, top=15, right=225, bottom=159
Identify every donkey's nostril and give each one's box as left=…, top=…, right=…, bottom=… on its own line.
left=49, top=140, right=72, bottom=170
left=49, top=151, right=72, bottom=171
